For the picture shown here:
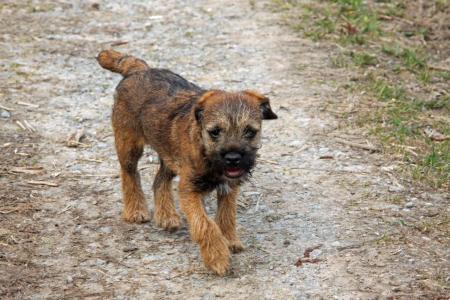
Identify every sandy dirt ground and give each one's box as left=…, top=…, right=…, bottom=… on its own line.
left=0, top=1, right=448, bottom=299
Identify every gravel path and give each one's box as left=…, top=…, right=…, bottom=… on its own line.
left=1, top=1, right=448, bottom=299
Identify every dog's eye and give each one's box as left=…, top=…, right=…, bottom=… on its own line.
left=208, top=127, right=221, bottom=139
left=243, top=127, right=257, bottom=139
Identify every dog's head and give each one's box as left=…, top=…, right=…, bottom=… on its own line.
left=194, top=90, right=277, bottom=182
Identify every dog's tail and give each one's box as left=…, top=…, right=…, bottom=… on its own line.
left=97, top=50, right=149, bottom=77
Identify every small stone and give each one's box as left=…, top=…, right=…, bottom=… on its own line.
left=0, top=109, right=11, bottom=118
left=202, top=292, right=214, bottom=300
left=381, top=165, right=396, bottom=172
left=243, top=191, right=261, bottom=197
left=264, top=214, right=280, bottom=223
left=405, top=202, right=415, bottom=209
left=95, top=258, right=106, bottom=266
left=318, top=147, right=330, bottom=154
left=288, top=140, right=303, bottom=147
left=331, top=241, right=341, bottom=247
left=388, top=185, right=404, bottom=193
left=99, top=226, right=112, bottom=234
left=66, top=275, right=73, bottom=283
left=446, top=275, right=450, bottom=282
left=123, top=246, right=138, bottom=252
left=429, top=194, right=444, bottom=202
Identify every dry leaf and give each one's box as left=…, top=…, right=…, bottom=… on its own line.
left=423, top=126, right=449, bottom=142
left=66, top=129, right=85, bottom=147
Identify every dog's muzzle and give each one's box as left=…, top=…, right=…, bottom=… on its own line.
left=222, top=151, right=253, bottom=179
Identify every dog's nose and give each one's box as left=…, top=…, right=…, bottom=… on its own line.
left=224, top=152, right=242, bottom=166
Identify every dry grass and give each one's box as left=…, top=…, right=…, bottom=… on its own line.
left=271, top=1, right=450, bottom=296
left=0, top=131, right=44, bottom=298
left=272, top=0, right=449, bottom=190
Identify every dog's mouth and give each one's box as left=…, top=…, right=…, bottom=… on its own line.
left=224, top=167, right=244, bottom=179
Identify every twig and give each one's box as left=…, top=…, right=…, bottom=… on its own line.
left=304, top=244, right=323, bottom=258
left=255, top=194, right=262, bottom=212
left=391, top=143, right=417, bottom=149
left=26, top=180, right=59, bottom=187
left=79, top=158, right=103, bottom=163
left=0, top=104, right=14, bottom=111
left=378, top=14, right=414, bottom=25
left=334, top=137, right=380, bottom=152
left=0, top=209, right=20, bottom=214
left=68, top=173, right=119, bottom=178
left=59, top=205, right=73, bottom=214
left=15, top=152, right=30, bottom=157
left=404, top=148, right=418, bottom=157
left=428, top=64, right=450, bottom=72
left=258, top=158, right=278, bottom=165
left=295, top=258, right=322, bottom=267
left=110, top=41, right=129, bottom=47
left=148, top=15, right=163, bottom=20
left=288, top=166, right=371, bottom=174
left=10, top=166, right=44, bottom=175
left=15, top=120, right=27, bottom=130
left=17, top=101, right=39, bottom=108
left=138, top=165, right=153, bottom=170
left=292, top=144, right=308, bottom=154
left=319, top=155, right=334, bottom=159
left=23, top=120, right=36, bottom=132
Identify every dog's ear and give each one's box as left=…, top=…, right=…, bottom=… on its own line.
left=195, top=90, right=218, bottom=122
left=244, top=90, right=278, bottom=120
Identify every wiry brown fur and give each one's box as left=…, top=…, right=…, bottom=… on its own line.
left=97, top=49, right=277, bottom=275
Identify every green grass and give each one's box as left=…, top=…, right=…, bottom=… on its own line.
left=274, top=0, right=450, bottom=189
left=351, top=51, right=378, bottom=66
left=331, top=54, right=349, bottom=68
left=400, top=48, right=427, bottom=70
left=370, top=79, right=406, bottom=101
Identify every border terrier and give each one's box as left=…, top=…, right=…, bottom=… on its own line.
left=97, top=50, right=277, bottom=275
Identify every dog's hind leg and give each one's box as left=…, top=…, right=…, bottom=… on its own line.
left=152, top=161, right=181, bottom=232
left=113, top=123, right=149, bottom=223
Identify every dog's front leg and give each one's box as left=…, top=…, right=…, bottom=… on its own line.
left=179, top=177, right=230, bottom=276
left=216, top=186, right=244, bottom=253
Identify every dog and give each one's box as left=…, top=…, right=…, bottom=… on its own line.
left=97, top=49, right=277, bottom=275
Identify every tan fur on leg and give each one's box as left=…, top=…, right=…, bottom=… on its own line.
left=179, top=177, right=230, bottom=276
left=114, top=127, right=149, bottom=223
left=153, top=162, right=180, bottom=232
left=216, top=186, right=244, bottom=253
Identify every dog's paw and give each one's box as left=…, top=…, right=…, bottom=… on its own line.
left=204, top=244, right=230, bottom=276
left=228, top=240, right=244, bottom=253
left=123, top=209, right=150, bottom=223
left=154, top=211, right=181, bottom=232
left=207, top=254, right=230, bottom=276
left=200, top=227, right=231, bottom=276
